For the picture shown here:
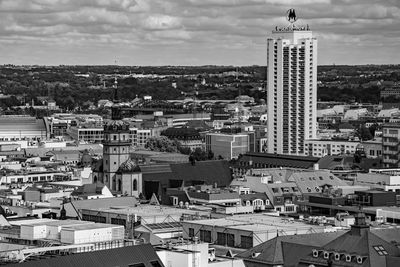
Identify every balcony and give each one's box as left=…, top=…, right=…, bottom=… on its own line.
left=383, top=142, right=399, bottom=147
left=383, top=158, right=398, bottom=164
left=383, top=133, right=399, bottom=138
left=384, top=150, right=398, bottom=155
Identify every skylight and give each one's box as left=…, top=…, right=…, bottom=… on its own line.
left=373, top=245, right=388, bottom=256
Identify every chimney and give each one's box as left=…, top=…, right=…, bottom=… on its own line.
left=313, top=163, right=319, bottom=170
left=351, top=212, right=369, bottom=236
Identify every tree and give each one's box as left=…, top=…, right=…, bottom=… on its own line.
left=207, top=150, right=214, bottom=160
left=368, top=123, right=379, bottom=138
left=191, top=147, right=207, bottom=161
left=356, top=124, right=373, bottom=141
left=145, top=136, right=179, bottom=152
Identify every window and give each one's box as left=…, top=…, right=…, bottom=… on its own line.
left=82, top=214, right=106, bottom=223
left=133, top=179, right=137, bottom=191
left=217, top=232, right=226, bottom=245
left=129, top=264, right=145, bottom=267
left=200, top=230, right=211, bottom=242
left=227, top=233, right=234, bottom=247
left=111, top=218, right=126, bottom=226
left=241, top=235, right=253, bottom=249
left=150, top=261, right=162, bottom=267
left=189, top=228, right=194, bottom=237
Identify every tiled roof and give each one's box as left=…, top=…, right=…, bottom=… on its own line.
left=288, top=170, right=347, bottom=194
left=169, top=160, right=232, bottom=187
left=317, top=155, right=381, bottom=171
left=6, top=244, right=164, bottom=267
left=238, top=152, right=319, bottom=169
left=142, top=161, right=232, bottom=187
left=237, top=231, right=345, bottom=265
left=321, top=228, right=400, bottom=267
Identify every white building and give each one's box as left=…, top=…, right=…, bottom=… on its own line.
left=305, top=139, right=360, bottom=157
left=267, top=19, right=317, bottom=155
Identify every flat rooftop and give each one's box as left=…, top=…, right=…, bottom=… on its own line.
left=364, top=206, right=400, bottom=213
left=21, top=219, right=94, bottom=227
left=10, top=218, right=54, bottom=226
left=185, top=214, right=329, bottom=233
left=62, top=223, right=123, bottom=231
left=0, top=242, right=30, bottom=252
left=83, top=204, right=212, bottom=218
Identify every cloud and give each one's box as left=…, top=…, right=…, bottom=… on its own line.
left=0, top=0, right=399, bottom=65
left=141, top=15, right=182, bottom=30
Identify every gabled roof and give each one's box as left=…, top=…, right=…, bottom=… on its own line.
left=71, top=183, right=105, bottom=196
left=6, top=243, right=164, bottom=267
left=237, top=231, right=344, bottom=265
left=237, top=152, right=319, bottom=169
left=317, top=155, right=381, bottom=171
left=143, top=161, right=232, bottom=188
left=321, top=227, right=400, bottom=267
left=169, top=160, right=232, bottom=187
left=288, top=170, right=347, bottom=194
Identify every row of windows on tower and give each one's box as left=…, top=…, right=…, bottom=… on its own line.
left=105, top=134, right=128, bottom=141
left=104, top=147, right=127, bottom=153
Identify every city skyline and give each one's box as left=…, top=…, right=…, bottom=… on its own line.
left=0, top=0, right=399, bottom=66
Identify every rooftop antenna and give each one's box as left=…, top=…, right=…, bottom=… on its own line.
left=111, top=59, right=123, bottom=120
left=113, top=59, right=119, bottom=103
left=236, top=67, right=242, bottom=130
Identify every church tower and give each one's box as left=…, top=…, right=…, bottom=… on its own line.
left=102, top=77, right=131, bottom=191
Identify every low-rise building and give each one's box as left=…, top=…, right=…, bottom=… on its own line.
left=67, top=125, right=104, bottom=143
left=161, top=127, right=204, bottom=151
left=182, top=214, right=336, bottom=249
left=205, top=132, right=250, bottom=160
left=305, top=139, right=360, bottom=157
left=0, top=116, right=48, bottom=141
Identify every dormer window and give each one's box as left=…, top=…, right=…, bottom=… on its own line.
left=323, top=251, right=330, bottom=259
left=334, top=253, right=340, bottom=261
left=356, top=256, right=363, bottom=264
left=345, top=255, right=352, bottom=262
left=312, top=249, right=318, bottom=258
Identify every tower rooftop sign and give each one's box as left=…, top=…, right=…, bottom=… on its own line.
left=273, top=9, right=310, bottom=33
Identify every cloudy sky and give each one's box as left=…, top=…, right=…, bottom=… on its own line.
left=0, top=0, right=399, bottom=66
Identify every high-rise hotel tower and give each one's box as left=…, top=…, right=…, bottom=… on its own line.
left=267, top=10, right=317, bottom=155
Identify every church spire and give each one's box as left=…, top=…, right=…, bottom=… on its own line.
left=111, top=61, right=122, bottom=120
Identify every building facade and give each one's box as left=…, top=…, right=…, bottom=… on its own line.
left=205, top=132, right=250, bottom=160
left=305, top=139, right=360, bottom=157
left=267, top=19, right=317, bottom=155
left=382, top=123, right=400, bottom=168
